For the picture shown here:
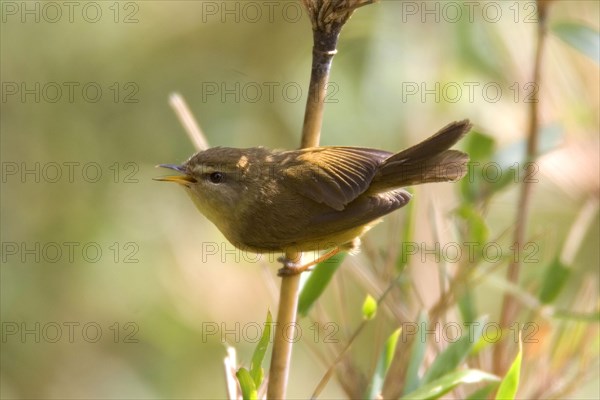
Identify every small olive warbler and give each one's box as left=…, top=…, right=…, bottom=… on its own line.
left=156, top=120, right=471, bottom=273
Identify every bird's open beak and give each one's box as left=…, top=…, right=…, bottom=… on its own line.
left=154, top=164, right=197, bottom=185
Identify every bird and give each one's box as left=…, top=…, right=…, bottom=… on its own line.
left=156, top=119, right=471, bottom=274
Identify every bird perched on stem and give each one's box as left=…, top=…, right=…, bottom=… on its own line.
left=156, top=119, right=471, bottom=275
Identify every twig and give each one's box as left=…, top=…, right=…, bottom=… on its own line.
left=560, top=197, right=599, bottom=265
left=311, top=277, right=398, bottom=399
left=267, top=1, right=375, bottom=398
left=494, top=1, right=550, bottom=376
left=169, top=92, right=209, bottom=151
left=311, top=317, right=369, bottom=399
left=300, top=0, right=374, bottom=148
left=267, top=250, right=302, bottom=399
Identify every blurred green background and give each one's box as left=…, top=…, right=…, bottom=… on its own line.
left=1, top=1, right=598, bottom=399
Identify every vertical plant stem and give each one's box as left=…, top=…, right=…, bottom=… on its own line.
left=267, top=15, right=344, bottom=400
left=267, top=2, right=374, bottom=397
left=267, top=29, right=341, bottom=398
left=494, top=5, right=548, bottom=376
left=301, top=37, right=339, bottom=148
left=267, top=250, right=301, bottom=399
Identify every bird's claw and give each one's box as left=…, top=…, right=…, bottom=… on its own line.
left=277, top=256, right=300, bottom=269
left=277, top=256, right=313, bottom=276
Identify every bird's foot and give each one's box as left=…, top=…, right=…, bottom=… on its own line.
left=277, top=256, right=314, bottom=276
left=276, top=247, right=342, bottom=277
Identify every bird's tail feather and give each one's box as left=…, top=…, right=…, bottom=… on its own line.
left=372, top=120, right=471, bottom=190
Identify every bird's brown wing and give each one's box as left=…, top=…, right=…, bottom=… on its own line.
left=278, top=147, right=391, bottom=211
left=309, top=189, right=412, bottom=232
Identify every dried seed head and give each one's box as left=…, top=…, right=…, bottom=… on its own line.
left=301, top=0, right=376, bottom=33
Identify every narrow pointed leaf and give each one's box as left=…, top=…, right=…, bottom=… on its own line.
left=402, top=312, right=428, bottom=395
left=401, top=369, right=499, bottom=400
left=538, top=257, right=570, bottom=304
left=249, top=310, right=272, bottom=388
left=458, top=288, right=477, bottom=325
left=495, top=336, right=523, bottom=400
left=366, top=328, right=402, bottom=399
left=423, top=317, right=487, bottom=384
left=466, top=383, right=498, bottom=400
left=236, top=367, right=258, bottom=400
left=298, top=253, right=345, bottom=317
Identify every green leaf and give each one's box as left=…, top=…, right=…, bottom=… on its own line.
left=401, top=369, right=499, bottom=400
left=297, top=253, right=345, bottom=317
left=470, top=333, right=492, bottom=356
left=465, top=131, right=496, bottom=161
left=553, top=22, right=600, bottom=63
left=466, top=383, right=498, bottom=400
left=495, top=337, right=523, bottom=400
left=422, top=317, right=487, bottom=384
left=365, top=328, right=402, bottom=399
left=538, top=257, right=570, bottom=304
left=458, top=288, right=477, bottom=324
left=402, top=312, right=428, bottom=395
left=236, top=367, right=258, bottom=400
left=362, top=294, right=377, bottom=320
left=384, top=328, right=401, bottom=371
left=249, top=310, right=272, bottom=388
left=461, top=131, right=496, bottom=203
left=553, top=309, right=600, bottom=322
left=456, top=203, right=489, bottom=245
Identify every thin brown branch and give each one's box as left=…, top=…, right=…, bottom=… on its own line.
left=168, top=92, right=209, bottom=151
left=311, top=319, right=368, bottom=399
left=301, top=45, right=337, bottom=148
left=300, top=0, right=375, bottom=148
left=267, top=251, right=302, bottom=399
left=494, top=2, right=550, bottom=376
left=267, top=2, right=376, bottom=398
left=312, top=279, right=398, bottom=399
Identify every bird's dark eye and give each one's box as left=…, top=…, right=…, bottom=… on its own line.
left=208, top=172, right=224, bottom=184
